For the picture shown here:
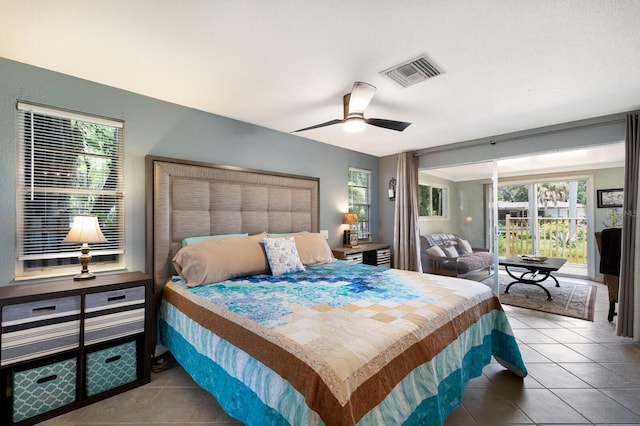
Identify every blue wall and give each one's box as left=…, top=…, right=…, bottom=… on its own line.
left=0, top=57, right=380, bottom=285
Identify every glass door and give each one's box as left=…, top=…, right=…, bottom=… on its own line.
left=496, top=176, right=591, bottom=278
left=421, top=162, right=596, bottom=280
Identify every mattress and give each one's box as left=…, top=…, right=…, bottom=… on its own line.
left=160, top=261, right=526, bottom=426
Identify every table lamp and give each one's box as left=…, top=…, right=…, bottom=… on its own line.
left=343, top=213, right=359, bottom=248
left=63, top=214, right=108, bottom=280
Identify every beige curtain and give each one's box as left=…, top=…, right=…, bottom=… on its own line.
left=393, top=152, right=422, bottom=272
left=619, top=112, right=640, bottom=341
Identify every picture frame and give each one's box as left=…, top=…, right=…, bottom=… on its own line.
left=349, top=232, right=359, bottom=247
left=597, top=188, right=623, bottom=208
left=343, top=229, right=360, bottom=248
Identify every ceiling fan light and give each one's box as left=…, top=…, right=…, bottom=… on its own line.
left=343, top=117, right=365, bottom=133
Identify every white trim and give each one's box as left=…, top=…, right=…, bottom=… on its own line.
left=348, top=166, right=372, bottom=174
left=17, top=102, right=124, bottom=128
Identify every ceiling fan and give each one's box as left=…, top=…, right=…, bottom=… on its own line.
left=292, top=81, right=411, bottom=133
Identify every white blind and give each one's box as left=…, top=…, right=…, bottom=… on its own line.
left=348, top=167, right=372, bottom=240
left=16, top=102, right=124, bottom=277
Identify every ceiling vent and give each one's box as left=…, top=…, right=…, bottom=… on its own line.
left=381, top=54, right=442, bottom=88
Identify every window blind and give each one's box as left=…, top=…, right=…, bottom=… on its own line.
left=348, top=167, right=372, bottom=240
left=16, top=102, right=125, bottom=278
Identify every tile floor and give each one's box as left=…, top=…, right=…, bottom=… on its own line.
left=41, top=275, right=640, bottom=425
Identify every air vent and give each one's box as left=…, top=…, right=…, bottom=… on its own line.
left=381, top=54, right=442, bottom=88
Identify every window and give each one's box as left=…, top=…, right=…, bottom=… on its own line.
left=16, top=102, right=125, bottom=279
left=348, top=167, right=372, bottom=241
left=418, top=183, right=448, bottom=218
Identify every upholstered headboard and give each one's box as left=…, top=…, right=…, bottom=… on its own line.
left=145, top=156, right=319, bottom=292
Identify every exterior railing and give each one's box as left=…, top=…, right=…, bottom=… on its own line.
left=502, top=214, right=588, bottom=264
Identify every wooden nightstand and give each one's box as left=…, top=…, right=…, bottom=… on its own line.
left=332, top=243, right=392, bottom=267
left=0, top=271, right=152, bottom=425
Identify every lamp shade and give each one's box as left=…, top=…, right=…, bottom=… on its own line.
left=63, top=214, right=107, bottom=244
left=343, top=213, right=359, bottom=225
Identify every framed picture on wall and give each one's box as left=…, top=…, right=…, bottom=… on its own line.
left=597, top=188, right=623, bottom=208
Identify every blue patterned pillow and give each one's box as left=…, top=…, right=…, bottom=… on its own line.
left=262, top=237, right=305, bottom=276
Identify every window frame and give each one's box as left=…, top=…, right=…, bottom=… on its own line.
left=418, top=181, right=449, bottom=220
left=347, top=167, right=372, bottom=242
left=15, top=102, right=125, bottom=280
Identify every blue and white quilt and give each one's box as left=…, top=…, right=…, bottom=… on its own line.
left=160, top=261, right=526, bottom=425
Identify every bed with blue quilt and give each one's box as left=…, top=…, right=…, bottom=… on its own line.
left=147, top=156, right=527, bottom=426
left=160, top=256, right=526, bottom=425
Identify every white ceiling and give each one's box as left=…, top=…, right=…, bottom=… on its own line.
left=1, top=1, right=639, bottom=159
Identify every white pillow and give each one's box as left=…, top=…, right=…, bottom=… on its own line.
left=426, top=245, right=446, bottom=257
left=442, top=245, right=458, bottom=258
left=457, top=238, right=473, bottom=254
left=262, top=236, right=305, bottom=276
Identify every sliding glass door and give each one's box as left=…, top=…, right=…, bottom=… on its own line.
left=495, top=176, right=591, bottom=277
left=421, top=163, right=596, bottom=280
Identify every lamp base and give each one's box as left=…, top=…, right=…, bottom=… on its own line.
left=73, top=271, right=96, bottom=280
left=74, top=245, right=96, bottom=280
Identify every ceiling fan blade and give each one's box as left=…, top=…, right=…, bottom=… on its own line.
left=348, top=82, right=376, bottom=114
left=291, top=119, right=343, bottom=133
left=365, top=118, right=412, bottom=132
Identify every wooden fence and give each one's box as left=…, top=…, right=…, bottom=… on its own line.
left=503, top=214, right=588, bottom=264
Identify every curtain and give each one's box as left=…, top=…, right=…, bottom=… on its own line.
left=393, top=152, right=422, bottom=272
left=619, top=113, right=640, bottom=341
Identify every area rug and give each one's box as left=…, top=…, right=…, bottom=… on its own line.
left=481, top=274, right=597, bottom=321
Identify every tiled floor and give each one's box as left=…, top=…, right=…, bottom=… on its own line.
left=446, top=275, right=640, bottom=426
left=41, top=275, right=640, bottom=425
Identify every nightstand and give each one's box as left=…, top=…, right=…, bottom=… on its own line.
left=0, top=271, right=152, bottom=425
left=332, top=243, right=392, bottom=267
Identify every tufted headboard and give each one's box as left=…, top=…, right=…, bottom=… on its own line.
left=145, top=156, right=319, bottom=292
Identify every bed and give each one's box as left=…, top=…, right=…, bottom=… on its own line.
left=146, top=156, right=527, bottom=426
